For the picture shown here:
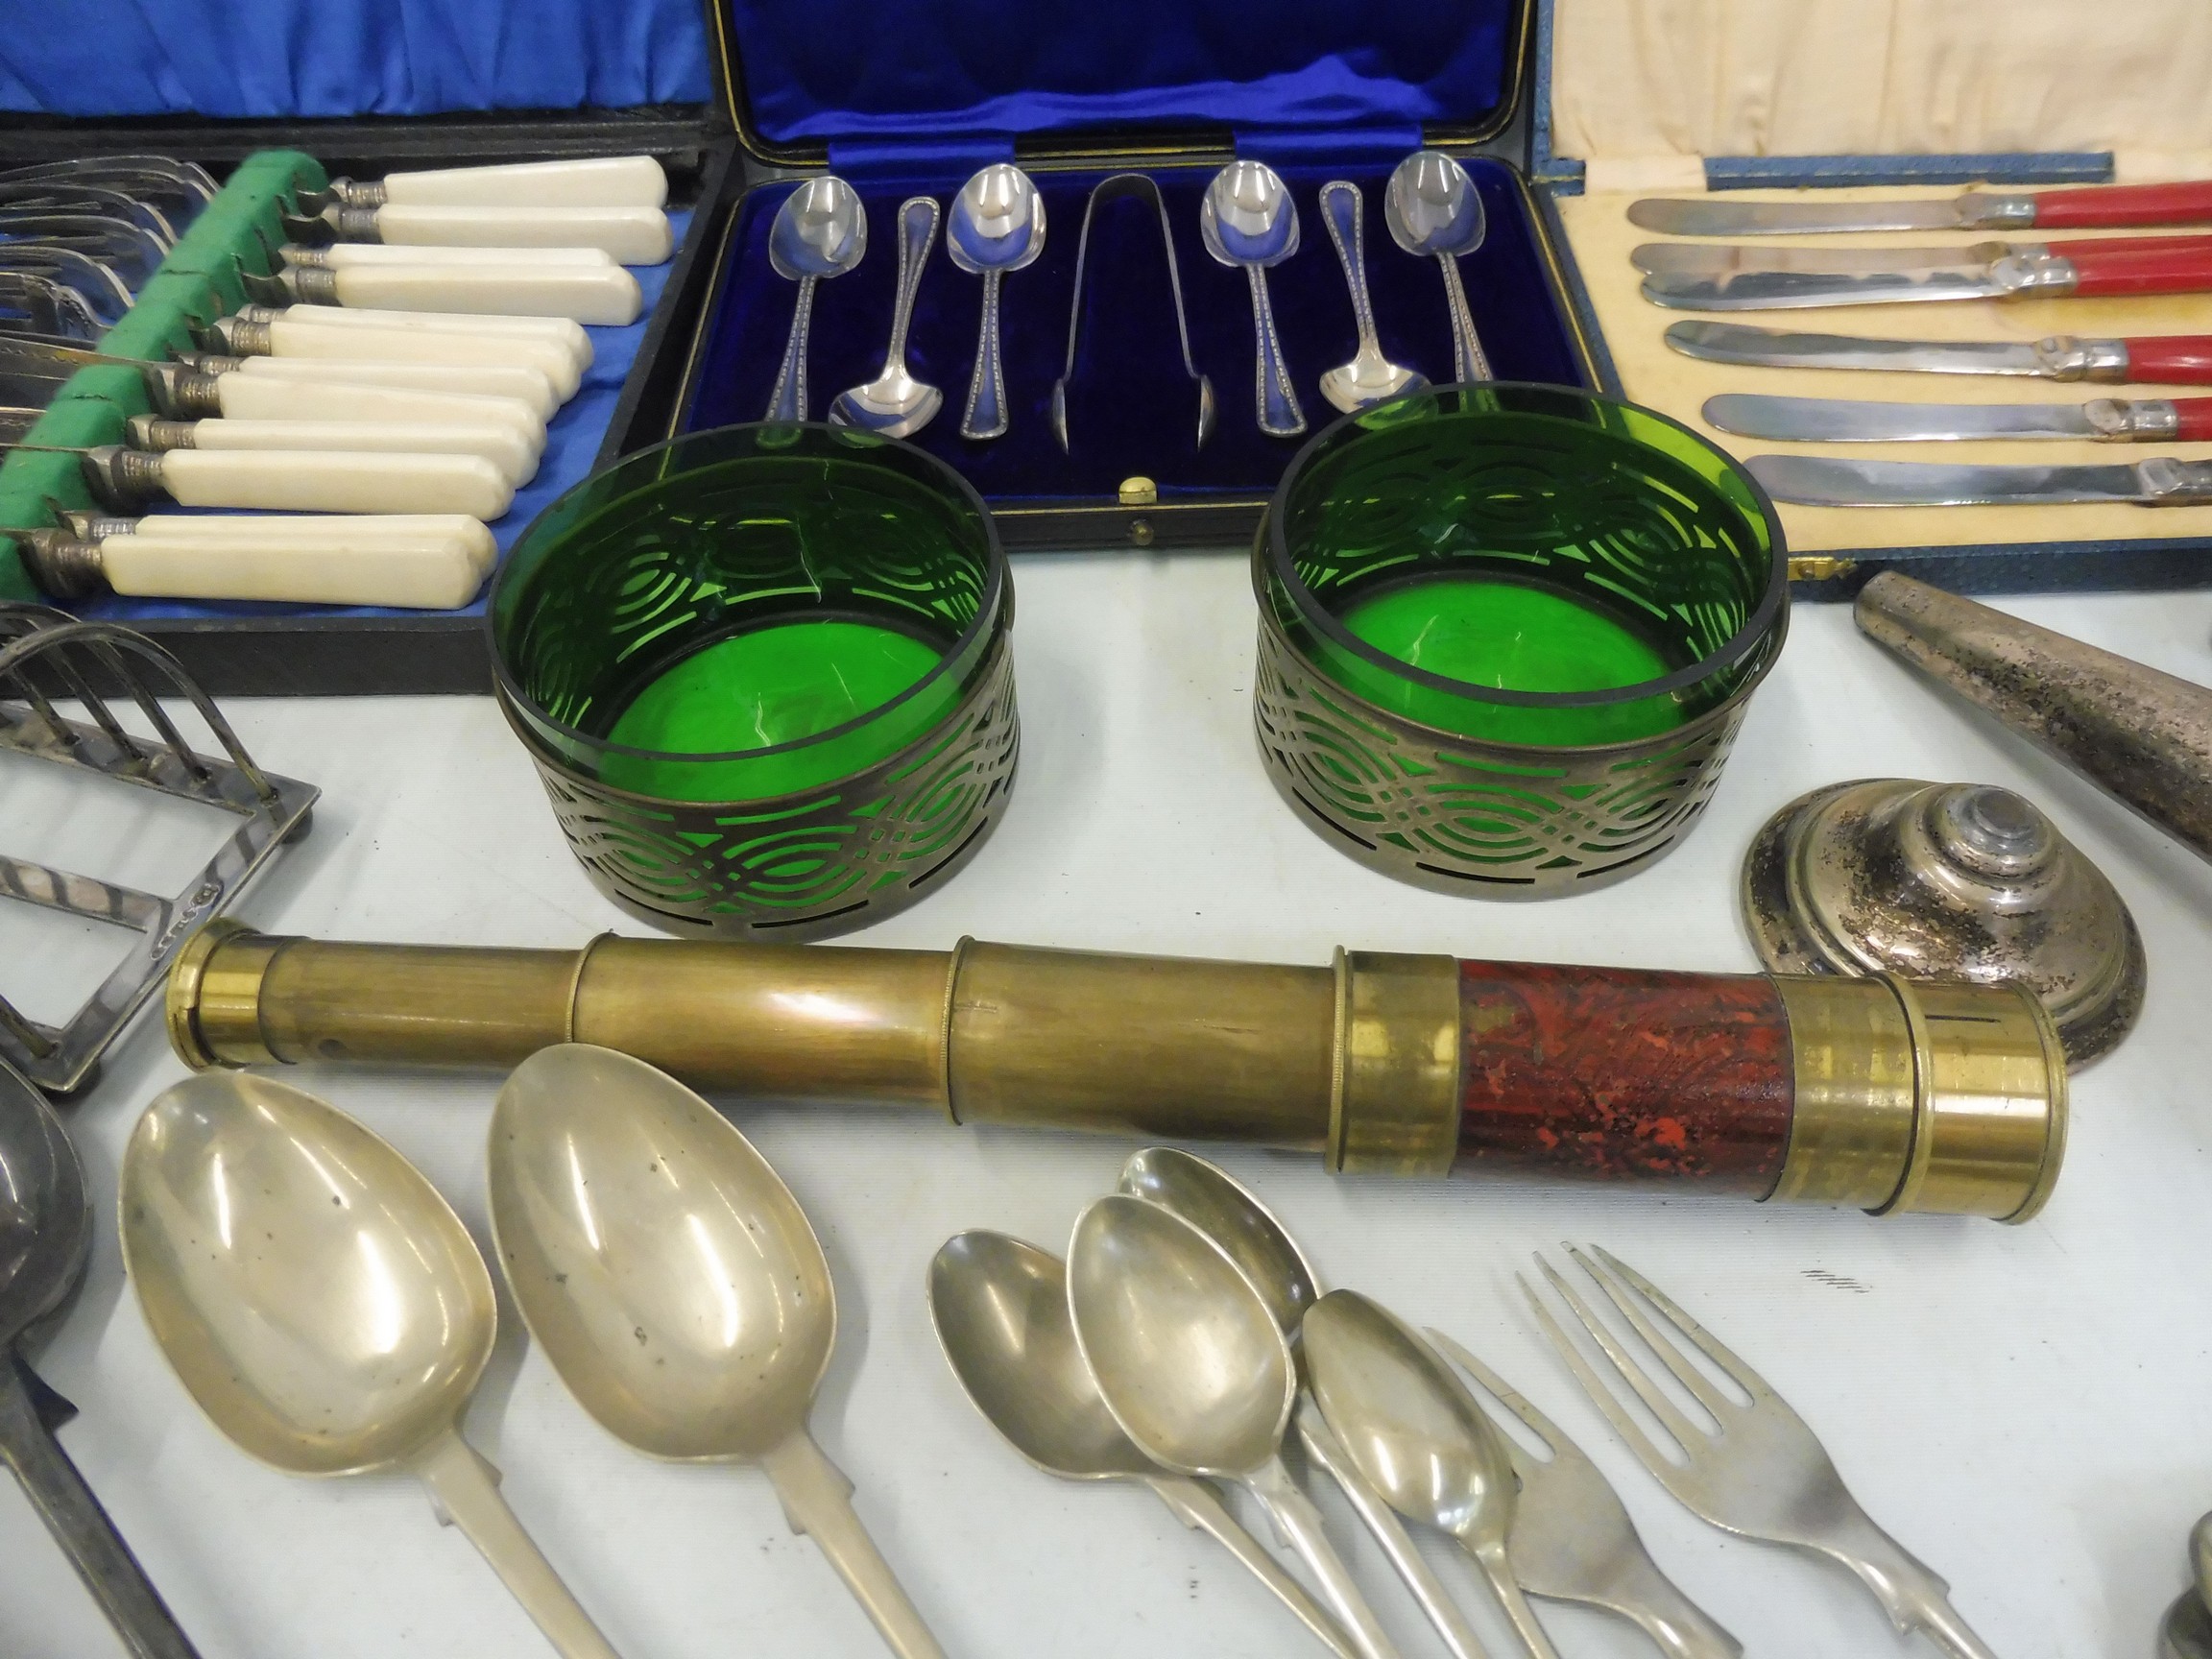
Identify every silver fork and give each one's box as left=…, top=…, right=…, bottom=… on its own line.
left=1426, top=1327, right=1742, bottom=1659
left=1527, top=1244, right=2002, bottom=1659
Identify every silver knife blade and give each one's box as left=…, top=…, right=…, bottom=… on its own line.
left=1633, top=240, right=2018, bottom=276
left=1666, top=321, right=2068, bottom=377
left=1745, top=453, right=2210, bottom=506
left=1645, top=262, right=2009, bottom=310
left=1630, top=197, right=1980, bottom=236
left=1706, top=393, right=2100, bottom=442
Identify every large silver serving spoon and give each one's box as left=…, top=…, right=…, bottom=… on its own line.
left=1383, top=150, right=1492, bottom=383
left=1200, top=159, right=1307, bottom=437
left=765, top=175, right=866, bottom=421
left=0, top=1062, right=204, bottom=1659
left=830, top=195, right=944, bottom=438
left=1069, top=1194, right=1402, bottom=1659
left=1119, top=1148, right=1493, bottom=1659
left=947, top=164, right=1045, bottom=440
left=1306, top=1290, right=1564, bottom=1659
left=1316, top=182, right=1426, bottom=413
left=487, top=1044, right=948, bottom=1659
left=121, top=1071, right=622, bottom=1659
left=928, top=1229, right=1356, bottom=1658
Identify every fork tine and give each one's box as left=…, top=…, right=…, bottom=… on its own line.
left=1523, top=1262, right=1698, bottom=1469
left=1567, top=1242, right=1741, bottom=1421
left=1587, top=1242, right=1779, bottom=1407
left=1424, top=1325, right=1566, bottom=1458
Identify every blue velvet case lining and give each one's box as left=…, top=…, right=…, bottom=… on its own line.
left=729, top=0, right=1512, bottom=147
left=683, top=161, right=1587, bottom=502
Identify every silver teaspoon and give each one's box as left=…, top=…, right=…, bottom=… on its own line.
left=1317, top=181, right=1426, bottom=412
left=1384, top=150, right=1491, bottom=382
left=765, top=176, right=866, bottom=421
left=947, top=164, right=1045, bottom=440
left=830, top=195, right=943, bottom=439
left=1200, top=160, right=1306, bottom=437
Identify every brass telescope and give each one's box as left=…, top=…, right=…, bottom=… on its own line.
left=168, top=922, right=2067, bottom=1222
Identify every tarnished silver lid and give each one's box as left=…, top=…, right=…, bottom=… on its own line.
left=1743, top=778, right=2144, bottom=1065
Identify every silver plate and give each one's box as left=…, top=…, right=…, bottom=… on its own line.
left=1704, top=393, right=2094, bottom=442
left=1746, top=454, right=2149, bottom=506
left=1628, top=197, right=1972, bottom=236
left=1665, top=321, right=2052, bottom=376
left=1644, top=264, right=2002, bottom=311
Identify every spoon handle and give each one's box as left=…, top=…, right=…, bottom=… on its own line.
left=766, top=273, right=817, bottom=421
left=1245, top=267, right=1308, bottom=438
left=1320, top=182, right=1383, bottom=356
left=961, top=268, right=1008, bottom=440
left=0, top=1355, right=205, bottom=1659
left=883, top=196, right=940, bottom=374
left=1435, top=253, right=1492, bottom=382
left=411, top=1426, right=624, bottom=1659
left=1471, top=1539, right=1565, bottom=1659
left=1296, top=1400, right=1494, bottom=1659
left=1246, top=1455, right=1402, bottom=1659
left=762, top=1429, right=950, bottom=1659
left=1143, top=1473, right=1359, bottom=1659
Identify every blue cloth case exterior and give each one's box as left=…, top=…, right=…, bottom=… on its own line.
left=1524, top=0, right=2211, bottom=595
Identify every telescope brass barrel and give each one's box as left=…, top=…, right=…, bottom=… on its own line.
left=166, top=922, right=2066, bottom=1222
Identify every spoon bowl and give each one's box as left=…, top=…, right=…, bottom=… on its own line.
left=122, top=1070, right=620, bottom=1659
left=829, top=195, right=943, bottom=439
left=1306, top=1288, right=1562, bottom=1659
left=1383, top=150, right=1492, bottom=382
left=0, top=1064, right=87, bottom=1351
left=1200, top=160, right=1307, bottom=436
left=489, top=1044, right=947, bottom=1659
left=1315, top=180, right=1428, bottom=415
left=765, top=176, right=866, bottom=421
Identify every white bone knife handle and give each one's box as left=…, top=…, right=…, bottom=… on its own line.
left=260, top=303, right=591, bottom=368
left=209, top=373, right=544, bottom=447
left=260, top=318, right=579, bottom=399
left=154, top=418, right=538, bottom=487
left=231, top=355, right=560, bottom=419
left=312, top=263, right=637, bottom=325
left=381, top=156, right=666, bottom=209
left=155, top=449, right=514, bottom=518
left=290, top=240, right=616, bottom=270
left=369, top=204, right=673, bottom=265
left=124, top=513, right=497, bottom=571
left=100, top=526, right=489, bottom=609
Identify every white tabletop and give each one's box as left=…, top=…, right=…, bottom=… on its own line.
left=5, top=553, right=2208, bottom=1659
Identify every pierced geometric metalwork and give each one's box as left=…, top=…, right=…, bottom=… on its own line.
left=505, top=637, right=1019, bottom=941
left=1253, top=610, right=1760, bottom=898
left=0, top=604, right=317, bottom=1094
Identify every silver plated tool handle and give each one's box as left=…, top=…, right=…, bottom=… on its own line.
left=0, top=1356, right=205, bottom=1659
left=761, top=1429, right=950, bottom=1659
left=1811, top=1503, right=2001, bottom=1659
left=1435, top=252, right=1492, bottom=381
left=1320, top=182, right=1383, bottom=359
left=882, top=197, right=939, bottom=377
left=1246, top=1455, right=1403, bottom=1659
left=1247, top=267, right=1306, bottom=436
left=766, top=273, right=817, bottom=421
left=1593, top=1544, right=1743, bottom=1659
left=1295, top=1397, right=1492, bottom=1659
left=1144, top=1472, right=1358, bottom=1659
left=962, top=269, right=1009, bottom=439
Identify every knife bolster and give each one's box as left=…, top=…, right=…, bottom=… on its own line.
left=1960, top=191, right=2039, bottom=230
left=2039, top=336, right=2133, bottom=381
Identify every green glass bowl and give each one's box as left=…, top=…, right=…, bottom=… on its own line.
left=491, top=422, right=1018, bottom=940
left=1253, top=383, right=1789, bottom=897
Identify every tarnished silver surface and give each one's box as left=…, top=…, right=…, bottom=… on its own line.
left=1706, top=394, right=2108, bottom=443
left=1748, top=454, right=2212, bottom=507
left=1628, top=191, right=2036, bottom=237
left=1743, top=778, right=2145, bottom=1064
left=1856, top=572, right=2212, bottom=862
left=1666, top=321, right=2139, bottom=380
left=1637, top=239, right=2032, bottom=276
left=1643, top=251, right=2080, bottom=311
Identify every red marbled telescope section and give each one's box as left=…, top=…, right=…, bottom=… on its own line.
left=1455, top=960, right=1793, bottom=1193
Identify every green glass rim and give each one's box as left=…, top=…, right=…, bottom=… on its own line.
left=1263, top=382, right=1791, bottom=713
left=487, top=420, right=1009, bottom=772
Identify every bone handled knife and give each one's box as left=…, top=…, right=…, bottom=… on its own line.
left=1633, top=233, right=2212, bottom=277
left=1705, top=393, right=2212, bottom=444
left=315, top=156, right=668, bottom=211
left=21, top=518, right=492, bottom=610
left=305, top=203, right=674, bottom=266
left=1644, top=242, right=2212, bottom=309
left=1746, top=453, right=2212, bottom=508
left=1630, top=180, right=2212, bottom=236
left=1666, top=321, right=2212, bottom=385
